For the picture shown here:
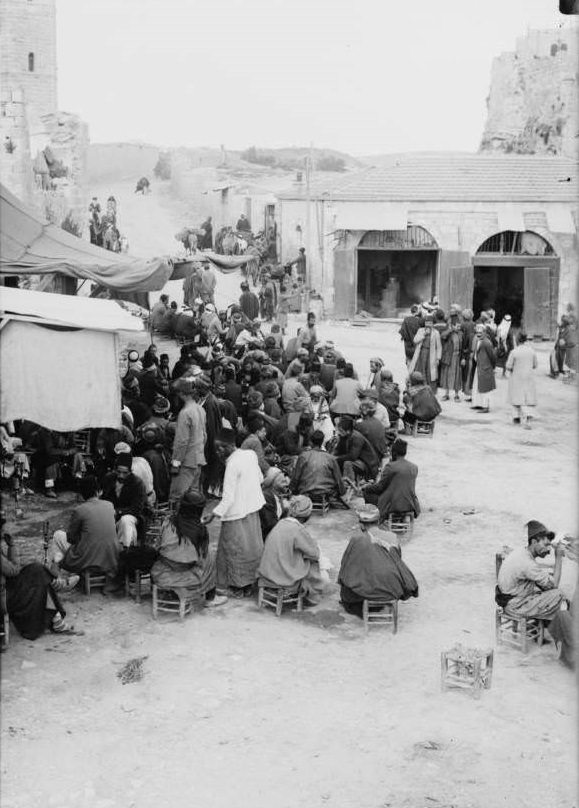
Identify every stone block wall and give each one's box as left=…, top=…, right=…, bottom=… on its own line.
left=0, top=0, right=58, bottom=121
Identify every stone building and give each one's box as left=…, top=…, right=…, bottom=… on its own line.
left=277, top=152, right=578, bottom=338
left=0, top=0, right=88, bottom=230
left=480, top=27, right=578, bottom=159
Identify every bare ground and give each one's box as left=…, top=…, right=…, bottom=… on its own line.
left=1, top=181, right=577, bottom=808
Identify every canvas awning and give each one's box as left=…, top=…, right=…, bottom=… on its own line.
left=0, top=288, right=142, bottom=430
left=0, top=286, right=144, bottom=332
left=0, top=183, right=176, bottom=292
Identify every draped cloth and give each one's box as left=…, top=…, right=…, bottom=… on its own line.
left=338, top=531, right=419, bottom=603
left=0, top=321, right=122, bottom=430
left=150, top=519, right=216, bottom=599
left=216, top=511, right=263, bottom=588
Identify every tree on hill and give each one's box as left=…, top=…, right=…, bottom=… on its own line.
left=241, top=146, right=276, bottom=167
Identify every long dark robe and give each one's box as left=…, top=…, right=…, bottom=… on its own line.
left=338, top=532, right=418, bottom=617
left=5, top=564, right=64, bottom=640
left=202, top=393, right=224, bottom=493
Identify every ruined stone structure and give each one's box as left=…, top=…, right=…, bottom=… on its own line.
left=0, top=0, right=88, bottom=231
left=480, top=28, right=578, bottom=159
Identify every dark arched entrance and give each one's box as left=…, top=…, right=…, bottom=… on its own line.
left=356, top=226, right=438, bottom=316
left=474, top=230, right=558, bottom=338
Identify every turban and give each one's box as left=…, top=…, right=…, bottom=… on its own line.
left=288, top=495, right=313, bottom=520
left=113, top=441, right=131, bottom=455
left=370, top=357, right=384, bottom=367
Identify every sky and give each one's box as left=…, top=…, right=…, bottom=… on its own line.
left=56, top=0, right=576, bottom=156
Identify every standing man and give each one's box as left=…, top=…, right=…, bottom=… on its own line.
left=239, top=281, right=260, bottom=320
left=471, top=324, right=496, bottom=413
left=200, top=264, right=217, bottom=305
left=505, top=332, right=537, bottom=429
left=399, top=305, right=424, bottom=366
left=200, top=216, right=213, bottom=250
left=409, top=314, right=442, bottom=392
left=204, top=430, right=265, bottom=596
left=170, top=378, right=207, bottom=502
left=236, top=213, right=251, bottom=233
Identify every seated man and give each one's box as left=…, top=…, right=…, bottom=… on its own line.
left=496, top=519, right=566, bottom=621
left=257, top=495, right=324, bottom=604
left=290, top=429, right=346, bottom=502
left=47, top=475, right=120, bottom=583
left=260, top=468, right=290, bottom=539
left=402, top=371, right=442, bottom=427
left=338, top=507, right=419, bottom=618
left=114, top=441, right=156, bottom=510
left=333, top=416, right=379, bottom=485
left=240, top=416, right=271, bottom=475
left=362, top=438, right=420, bottom=523
left=101, top=452, right=147, bottom=548
left=1, top=516, right=78, bottom=639
left=355, top=399, right=389, bottom=460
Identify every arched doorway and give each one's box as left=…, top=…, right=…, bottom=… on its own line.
left=356, top=226, right=438, bottom=316
left=474, top=230, right=558, bottom=338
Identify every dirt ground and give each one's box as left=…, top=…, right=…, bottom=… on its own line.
left=1, top=181, right=577, bottom=808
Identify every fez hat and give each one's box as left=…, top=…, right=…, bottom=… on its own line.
left=526, top=520, right=555, bottom=541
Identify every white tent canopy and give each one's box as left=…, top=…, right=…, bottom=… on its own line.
left=0, top=288, right=142, bottom=430
left=0, top=286, right=144, bottom=332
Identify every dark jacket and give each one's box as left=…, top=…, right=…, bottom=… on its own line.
left=354, top=418, right=389, bottom=459
left=364, top=458, right=420, bottom=519
left=335, top=431, right=379, bottom=478
left=101, top=472, right=146, bottom=520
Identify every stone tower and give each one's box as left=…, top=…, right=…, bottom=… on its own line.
left=0, top=0, right=58, bottom=121
left=480, top=28, right=578, bottom=159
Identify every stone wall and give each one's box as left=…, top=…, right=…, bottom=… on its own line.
left=0, top=0, right=58, bottom=121
left=480, top=28, right=578, bottom=158
left=279, top=198, right=578, bottom=318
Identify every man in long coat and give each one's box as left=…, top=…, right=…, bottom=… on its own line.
left=409, top=315, right=442, bottom=392
left=470, top=324, right=496, bottom=412
left=505, top=332, right=537, bottom=428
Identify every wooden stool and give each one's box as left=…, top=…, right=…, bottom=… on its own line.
left=258, top=585, right=304, bottom=617
left=386, top=512, right=414, bottom=538
left=125, top=570, right=151, bottom=604
left=411, top=420, right=435, bottom=438
left=151, top=585, right=193, bottom=621
left=82, top=569, right=107, bottom=595
left=310, top=492, right=330, bottom=516
left=441, top=646, right=493, bottom=698
left=495, top=608, right=546, bottom=654
left=362, top=599, right=398, bottom=634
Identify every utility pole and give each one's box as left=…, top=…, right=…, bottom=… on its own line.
left=304, top=142, right=313, bottom=293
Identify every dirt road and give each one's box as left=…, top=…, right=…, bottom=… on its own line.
left=1, top=181, right=577, bottom=808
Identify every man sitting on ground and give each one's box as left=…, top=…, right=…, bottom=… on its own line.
left=361, top=438, right=420, bottom=523
left=332, top=416, right=379, bottom=485
left=257, top=495, right=324, bottom=605
left=496, top=519, right=566, bottom=621
left=47, top=475, right=119, bottom=585
left=290, top=429, right=346, bottom=503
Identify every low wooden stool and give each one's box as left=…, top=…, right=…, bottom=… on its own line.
left=310, top=492, right=330, bottom=516
left=386, top=512, right=414, bottom=538
left=411, top=420, right=435, bottom=438
left=362, top=599, right=398, bottom=634
left=125, top=570, right=152, bottom=604
left=441, top=645, right=493, bottom=698
left=257, top=585, right=304, bottom=617
left=151, top=585, right=193, bottom=621
left=83, top=569, right=107, bottom=596
left=495, top=608, right=546, bottom=654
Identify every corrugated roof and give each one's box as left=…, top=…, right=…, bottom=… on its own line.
left=277, top=152, right=579, bottom=203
